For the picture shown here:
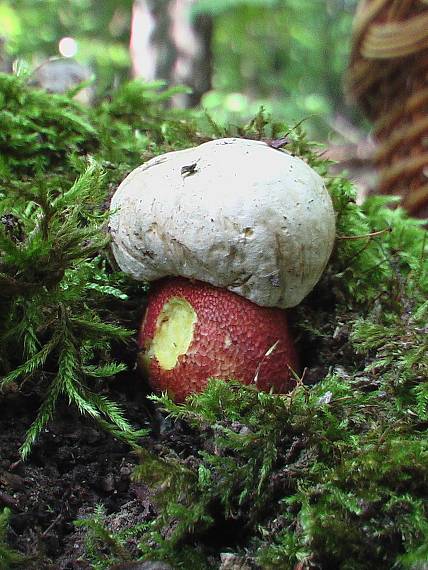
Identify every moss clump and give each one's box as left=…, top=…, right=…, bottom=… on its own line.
left=0, top=73, right=203, bottom=457
left=0, top=73, right=200, bottom=184
left=0, top=508, right=27, bottom=568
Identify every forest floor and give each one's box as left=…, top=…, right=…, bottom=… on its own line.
left=0, top=374, right=158, bottom=569
left=0, top=314, right=340, bottom=570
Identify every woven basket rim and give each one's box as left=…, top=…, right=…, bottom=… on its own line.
left=347, top=0, right=428, bottom=111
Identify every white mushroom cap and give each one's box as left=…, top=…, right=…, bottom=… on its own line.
left=109, top=138, right=336, bottom=309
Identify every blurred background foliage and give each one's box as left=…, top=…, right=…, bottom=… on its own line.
left=198, top=0, right=360, bottom=134
left=0, top=0, right=362, bottom=138
left=0, top=0, right=133, bottom=92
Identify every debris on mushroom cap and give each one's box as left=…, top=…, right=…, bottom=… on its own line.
left=109, top=137, right=336, bottom=309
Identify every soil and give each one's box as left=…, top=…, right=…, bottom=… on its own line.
left=0, top=372, right=157, bottom=569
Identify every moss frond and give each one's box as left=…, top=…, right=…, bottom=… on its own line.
left=0, top=508, right=27, bottom=569
left=0, top=72, right=203, bottom=458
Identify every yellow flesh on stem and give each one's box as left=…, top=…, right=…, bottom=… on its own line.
left=148, top=297, right=197, bottom=370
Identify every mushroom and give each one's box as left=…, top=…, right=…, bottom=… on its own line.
left=109, top=138, right=335, bottom=401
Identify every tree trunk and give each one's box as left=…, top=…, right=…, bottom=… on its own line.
left=130, top=0, right=212, bottom=108
left=0, top=37, right=12, bottom=73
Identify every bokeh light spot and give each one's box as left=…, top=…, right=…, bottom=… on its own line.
left=58, top=37, right=77, bottom=58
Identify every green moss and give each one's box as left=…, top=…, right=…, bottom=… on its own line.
left=0, top=73, right=203, bottom=458
left=0, top=508, right=28, bottom=568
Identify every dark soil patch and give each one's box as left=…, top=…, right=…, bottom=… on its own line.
left=0, top=374, right=155, bottom=569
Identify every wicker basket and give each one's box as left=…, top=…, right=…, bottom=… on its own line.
left=347, top=0, right=428, bottom=216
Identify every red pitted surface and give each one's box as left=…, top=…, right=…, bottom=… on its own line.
left=138, top=277, right=299, bottom=402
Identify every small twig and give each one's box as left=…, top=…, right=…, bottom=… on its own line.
left=9, top=460, right=22, bottom=471
left=41, top=512, right=63, bottom=537
left=337, top=228, right=391, bottom=241
left=253, top=341, right=281, bottom=385
left=287, top=365, right=307, bottom=385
